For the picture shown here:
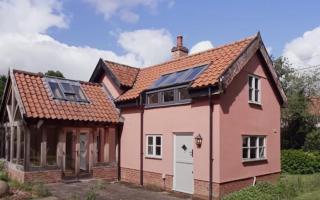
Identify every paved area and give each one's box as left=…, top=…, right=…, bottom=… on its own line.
left=46, top=180, right=192, bottom=200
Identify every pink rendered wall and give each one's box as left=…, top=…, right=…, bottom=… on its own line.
left=218, top=53, right=281, bottom=183
left=101, top=75, right=123, bottom=98
left=120, top=99, right=220, bottom=182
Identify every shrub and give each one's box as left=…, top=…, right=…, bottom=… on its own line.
left=0, top=171, right=8, bottom=182
left=0, top=160, right=5, bottom=171
left=281, top=149, right=320, bottom=174
left=85, top=186, right=97, bottom=200
left=223, top=182, right=280, bottom=200
left=32, top=183, right=51, bottom=197
left=304, top=129, right=320, bottom=151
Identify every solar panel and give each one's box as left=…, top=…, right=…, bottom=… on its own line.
left=182, top=65, right=206, bottom=82
left=150, top=64, right=207, bottom=89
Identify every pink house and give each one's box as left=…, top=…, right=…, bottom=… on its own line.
left=89, top=33, right=287, bottom=199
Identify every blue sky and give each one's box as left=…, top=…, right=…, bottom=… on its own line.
left=49, top=0, right=320, bottom=57
left=0, top=0, right=319, bottom=80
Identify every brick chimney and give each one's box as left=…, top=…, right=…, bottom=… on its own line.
left=171, top=35, right=189, bottom=59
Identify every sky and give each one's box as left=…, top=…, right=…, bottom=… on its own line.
left=0, top=0, right=320, bottom=80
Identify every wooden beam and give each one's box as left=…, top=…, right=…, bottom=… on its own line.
left=5, top=126, right=9, bottom=160
left=104, top=128, right=109, bottom=162
left=10, top=126, right=14, bottom=162
left=75, top=129, right=80, bottom=175
left=57, top=129, right=66, bottom=172
left=6, top=105, right=13, bottom=123
left=16, top=126, right=21, bottom=163
left=24, top=127, right=30, bottom=171
left=40, top=128, right=47, bottom=167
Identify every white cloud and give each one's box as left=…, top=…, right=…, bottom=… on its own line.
left=0, top=0, right=175, bottom=80
left=118, top=29, right=173, bottom=66
left=83, top=0, right=174, bottom=23
left=190, top=41, right=214, bottom=54
left=283, top=27, right=320, bottom=68
left=0, top=0, right=67, bottom=34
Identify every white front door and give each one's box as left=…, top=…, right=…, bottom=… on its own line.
left=174, top=133, right=194, bottom=194
left=79, top=133, right=87, bottom=171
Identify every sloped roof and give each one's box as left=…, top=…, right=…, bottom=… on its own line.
left=103, top=60, right=140, bottom=88
left=116, top=35, right=256, bottom=102
left=13, top=70, right=120, bottom=123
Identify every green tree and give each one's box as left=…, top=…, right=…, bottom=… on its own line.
left=274, top=57, right=319, bottom=149
left=45, top=70, right=64, bottom=78
left=304, top=129, right=320, bottom=151
left=0, top=75, right=7, bottom=101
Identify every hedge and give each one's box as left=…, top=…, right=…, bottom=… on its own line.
left=281, top=149, right=320, bottom=174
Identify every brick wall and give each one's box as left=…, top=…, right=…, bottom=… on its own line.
left=120, top=167, right=173, bottom=190
left=121, top=167, right=140, bottom=184
left=194, top=172, right=280, bottom=199
left=24, top=170, right=62, bottom=183
left=92, top=166, right=117, bottom=180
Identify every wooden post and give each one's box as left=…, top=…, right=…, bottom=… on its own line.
left=40, top=128, right=47, bottom=167
left=104, top=128, right=109, bottom=162
left=10, top=126, right=14, bottom=162
left=88, top=130, right=94, bottom=172
left=75, top=129, right=80, bottom=176
left=5, top=126, right=9, bottom=161
left=57, top=129, right=66, bottom=172
left=24, top=127, right=30, bottom=171
left=115, top=127, right=119, bottom=164
left=16, top=125, right=21, bottom=163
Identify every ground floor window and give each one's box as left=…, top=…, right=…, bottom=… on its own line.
left=242, top=136, right=266, bottom=161
left=146, top=135, right=162, bottom=158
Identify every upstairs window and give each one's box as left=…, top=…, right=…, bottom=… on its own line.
left=242, top=136, right=266, bottom=161
left=249, top=75, right=261, bottom=104
left=146, top=135, right=162, bottom=158
left=146, top=86, right=191, bottom=107
left=47, top=78, right=88, bottom=103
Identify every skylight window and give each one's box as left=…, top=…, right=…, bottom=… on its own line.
left=150, top=64, right=207, bottom=89
left=46, top=78, right=88, bottom=103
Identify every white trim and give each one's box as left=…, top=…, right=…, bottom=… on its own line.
left=145, top=135, right=162, bottom=159
left=242, top=135, right=266, bottom=161
left=248, top=74, right=261, bottom=105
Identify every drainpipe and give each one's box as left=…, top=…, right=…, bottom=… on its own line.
left=117, top=124, right=122, bottom=181
left=139, top=94, right=144, bottom=186
left=209, top=86, right=213, bottom=200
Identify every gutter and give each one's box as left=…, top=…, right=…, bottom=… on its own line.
left=139, top=94, right=144, bottom=186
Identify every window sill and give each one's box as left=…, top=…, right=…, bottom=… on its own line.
left=145, top=100, right=192, bottom=109
left=145, top=156, right=162, bottom=160
left=242, top=158, right=267, bottom=163
left=248, top=101, right=262, bottom=106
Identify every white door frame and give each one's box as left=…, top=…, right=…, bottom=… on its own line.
left=173, top=132, right=194, bottom=194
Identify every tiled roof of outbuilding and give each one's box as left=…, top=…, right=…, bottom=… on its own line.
left=13, top=70, right=120, bottom=123
left=103, top=60, right=140, bottom=88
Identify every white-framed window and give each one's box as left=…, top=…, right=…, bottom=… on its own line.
left=146, top=135, right=162, bottom=158
left=248, top=75, right=261, bottom=104
left=242, top=136, right=266, bottom=161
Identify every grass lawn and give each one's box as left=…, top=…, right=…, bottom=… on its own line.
left=223, top=173, right=320, bottom=200
left=295, top=190, right=320, bottom=200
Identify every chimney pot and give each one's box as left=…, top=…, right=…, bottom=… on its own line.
left=171, top=35, right=189, bottom=59
left=177, top=35, right=183, bottom=47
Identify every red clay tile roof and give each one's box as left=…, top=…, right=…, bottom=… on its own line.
left=309, top=97, right=320, bottom=116
left=13, top=70, right=120, bottom=123
left=104, top=60, right=140, bottom=88
left=115, top=35, right=256, bottom=102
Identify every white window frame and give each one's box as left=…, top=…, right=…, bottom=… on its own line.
left=242, top=136, right=266, bottom=161
left=146, top=135, right=162, bottom=159
left=248, top=75, right=261, bottom=104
